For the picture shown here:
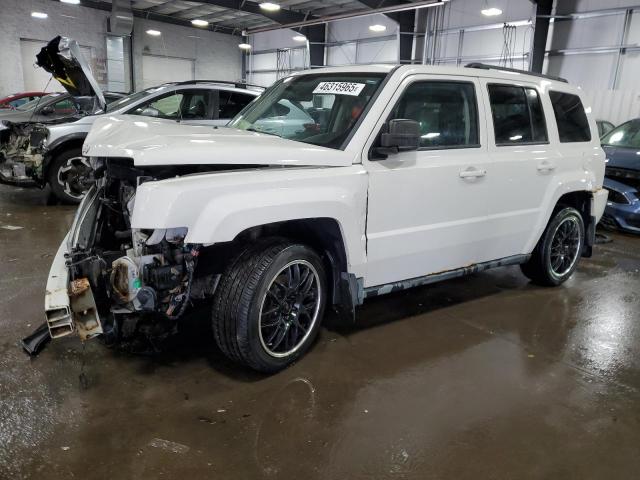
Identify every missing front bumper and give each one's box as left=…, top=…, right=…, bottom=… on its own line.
left=44, top=235, right=74, bottom=338
left=44, top=235, right=103, bottom=340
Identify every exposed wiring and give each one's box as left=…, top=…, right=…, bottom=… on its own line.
left=500, top=23, right=517, bottom=67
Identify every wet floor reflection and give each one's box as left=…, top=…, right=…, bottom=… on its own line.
left=2, top=185, right=640, bottom=479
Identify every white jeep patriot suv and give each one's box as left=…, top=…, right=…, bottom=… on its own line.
left=43, top=64, right=608, bottom=372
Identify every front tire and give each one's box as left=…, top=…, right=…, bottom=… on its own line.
left=47, top=147, right=92, bottom=204
left=521, top=206, right=585, bottom=286
left=212, top=238, right=327, bottom=373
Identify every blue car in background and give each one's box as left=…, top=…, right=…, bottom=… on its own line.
left=601, top=119, right=640, bottom=233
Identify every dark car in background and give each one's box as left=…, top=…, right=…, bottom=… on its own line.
left=597, top=119, right=615, bottom=138
left=0, top=91, right=47, bottom=109
left=600, top=119, right=640, bottom=233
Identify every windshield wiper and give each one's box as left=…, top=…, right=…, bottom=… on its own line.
left=246, top=127, right=280, bottom=137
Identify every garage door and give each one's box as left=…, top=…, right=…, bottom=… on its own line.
left=141, top=55, right=194, bottom=89
left=21, top=39, right=93, bottom=92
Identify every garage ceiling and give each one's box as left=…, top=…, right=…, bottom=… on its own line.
left=76, top=0, right=426, bottom=34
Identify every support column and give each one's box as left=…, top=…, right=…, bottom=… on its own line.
left=531, top=0, right=553, bottom=73
left=302, top=24, right=326, bottom=68
left=390, top=10, right=416, bottom=64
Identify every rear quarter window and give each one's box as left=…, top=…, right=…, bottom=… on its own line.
left=549, top=91, right=591, bottom=143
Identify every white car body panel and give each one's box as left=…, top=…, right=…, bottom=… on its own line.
left=131, top=166, right=369, bottom=277
left=62, top=64, right=606, bottom=303
left=84, top=115, right=356, bottom=167
left=362, top=73, right=495, bottom=287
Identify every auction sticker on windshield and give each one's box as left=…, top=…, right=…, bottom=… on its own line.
left=313, top=82, right=366, bottom=96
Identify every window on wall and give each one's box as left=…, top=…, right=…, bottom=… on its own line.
left=488, top=85, right=548, bottom=145
left=390, top=81, right=479, bottom=149
left=549, top=91, right=591, bottom=142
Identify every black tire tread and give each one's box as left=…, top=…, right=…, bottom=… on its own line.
left=520, top=206, right=584, bottom=286
left=212, top=237, right=307, bottom=372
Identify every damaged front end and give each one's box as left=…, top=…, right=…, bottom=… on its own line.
left=44, top=158, right=203, bottom=347
left=0, top=121, right=48, bottom=185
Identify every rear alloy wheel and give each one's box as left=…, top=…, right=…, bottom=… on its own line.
left=212, top=238, right=326, bottom=373
left=47, top=147, right=92, bottom=204
left=521, top=206, right=585, bottom=286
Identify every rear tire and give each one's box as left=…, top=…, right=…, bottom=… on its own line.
left=47, top=147, right=92, bottom=204
left=212, top=238, right=327, bottom=373
left=521, top=206, right=585, bottom=286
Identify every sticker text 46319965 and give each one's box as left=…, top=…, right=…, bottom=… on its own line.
left=312, top=82, right=366, bottom=96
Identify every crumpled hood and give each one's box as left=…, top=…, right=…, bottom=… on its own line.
left=84, top=115, right=355, bottom=167
left=36, top=36, right=106, bottom=111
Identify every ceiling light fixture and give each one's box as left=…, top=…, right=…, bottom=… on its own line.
left=369, top=24, right=387, bottom=32
left=481, top=7, right=503, bottom=16
left=31, top=11, right=48, bottom=19
left=191, top=19, right=209, bottom=27
left=238, top=43, right=252, bottom=50
left=60, top=0, right=81, bottom=4
left=260, top=2, right=281, bottom=11
left=146, top=29, right=161, bottom=36
left=293, top=35, right=306, bottom=42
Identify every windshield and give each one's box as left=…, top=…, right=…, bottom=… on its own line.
left=105, top=86, right=171, bottom=113
left=602, top=120, right=640, bottom=148
left=228, top=73, right=386, bottom=149
left=15, top=94, right=61, bottom=111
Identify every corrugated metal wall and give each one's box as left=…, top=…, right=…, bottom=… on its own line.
left=582, top=89, right=640, bottom=126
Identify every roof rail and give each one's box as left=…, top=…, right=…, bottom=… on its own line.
left=173, top=79, right=266, bottom=90
left=464, top=63, right=568, bottom=83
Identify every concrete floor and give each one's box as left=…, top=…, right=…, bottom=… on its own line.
left=1, top=183, right=640, bottom=480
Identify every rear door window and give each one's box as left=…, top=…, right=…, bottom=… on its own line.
left=218, top=91, right=255, bottom=119
left=549, top=91, right=591, bottom=142
left=488, top=85, right=548, bottom=145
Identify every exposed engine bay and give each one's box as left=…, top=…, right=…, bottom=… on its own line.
left=0, top=97, right=101, bottom=185
left=1, top=34, right=107, bottom=186
left=0, top=121, right=49, bottom=185
left=65, top=158, right=222, bottom=349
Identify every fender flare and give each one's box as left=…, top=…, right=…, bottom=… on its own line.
left=131, top=169, right=369, bottom=276
left=43, top=132, right=88, bottom=178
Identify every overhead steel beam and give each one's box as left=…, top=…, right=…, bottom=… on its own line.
left=189, top=0, right=310, bottom=25
left=356, top=0, right=414, bottom=22
left=46, top=0, right=238, bottom=34
left=247, top=0, right=449, bottom=34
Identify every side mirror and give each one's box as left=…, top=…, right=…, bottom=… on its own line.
left=41, top=105, right=55, bottom=115
left=375, top=119, right=420, bottom=157
left=140, top=107, right=160, bottom=117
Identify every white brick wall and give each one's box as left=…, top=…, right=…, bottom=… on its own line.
left=0, top=0, right=110, bottom=97
left=132, top=19, right=242, bottom=90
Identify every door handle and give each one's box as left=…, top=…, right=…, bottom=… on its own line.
left=537, top=161, right=556, bottom=172
left=459, top=168, right=487, bottom=178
